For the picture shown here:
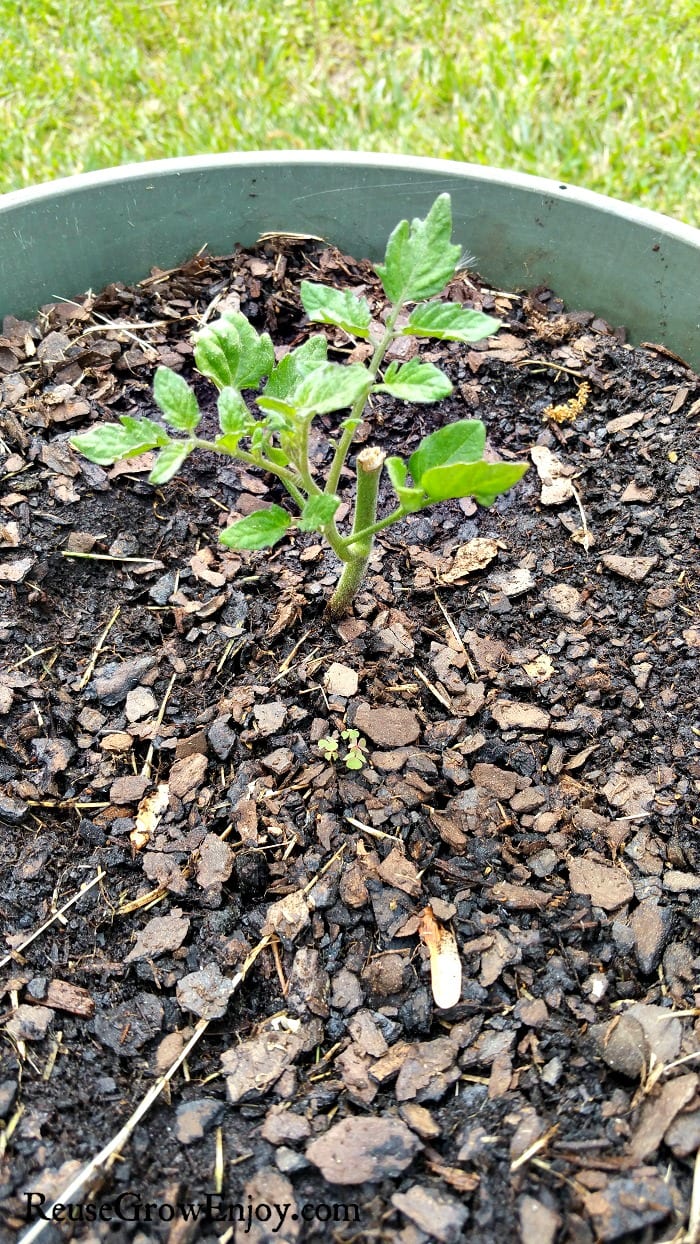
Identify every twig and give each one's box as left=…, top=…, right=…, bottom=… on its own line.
left=19, top=934, right=272, bottom=1244
left=570, top=482, right=592, bottom=553
left=0, top=869, right=105, bottom=970
left=78, top=607, right=120, bottom=691
left=141, top=672, right=177, bottom=779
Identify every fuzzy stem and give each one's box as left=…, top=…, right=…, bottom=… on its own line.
left=194, top=437, right=306, bottom=508
left=326, top=447, right=386, bottom=618
left=325, top=304, right=402, bottom=500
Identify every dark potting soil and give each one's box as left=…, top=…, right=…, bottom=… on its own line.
left=0, top=233, right=698, bottom=1244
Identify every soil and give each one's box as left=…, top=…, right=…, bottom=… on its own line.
left=0, top=232, right=698, bottom=1244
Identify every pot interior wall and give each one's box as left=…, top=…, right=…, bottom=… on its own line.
left=1, top=155, right=698, bottom=368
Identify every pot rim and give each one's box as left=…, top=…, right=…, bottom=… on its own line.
left=2, top=149, right=699, bottom=246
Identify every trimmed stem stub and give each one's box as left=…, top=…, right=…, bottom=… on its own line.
left=326, top=445, right=386, bottom=618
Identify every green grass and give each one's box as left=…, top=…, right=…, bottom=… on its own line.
left=1, top=0, right=698, bottom=223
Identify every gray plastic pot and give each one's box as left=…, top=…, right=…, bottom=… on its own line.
left=1, top=151, right=698, bottom=368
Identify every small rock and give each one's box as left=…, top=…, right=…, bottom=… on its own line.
left=306, top=1116, right=421, bottom=1185
left=625, top=1003, right=682, bottom=1064
left=169, top=752, right=208, bottom=799
left=353, top=703, right=421, bottom=748
left=471, top=762, right=518, bottom=799
left=274, top=1146, right=310, bottom=1175
left=488, top=567, right=534, bottom=597
left=149, top=570, right=178, bottom=604
left=663, top=869, right=700, bottom=893
left=125, top=910, right=191, bottom=963
left=569, top=857, right=634, bottom=910
left=110, top=774, right=150, bottom=804
left=330, top=968, right=363, bottom=1012
left=629, top=899, right=672, bottom=973
left=175, top=1098, right=225, bottom=1144
left=32, top=737, right=75, bottom=776
left=263, top=891, right=310, bottom=942
left=602, top=771, right=655, bottom=817
left=665, top=1107, right=700, bottom=1158
left=242, top=1169, right=300, bottom=1243
left=674, top=464, right=699, bottom=493
left=93, top=655, right=157, bottom=705
left=519, top=1195, right=561, bottom=1244
left=261, top=747, right=295, bottom=776
left=323, top=662, right=359, bottom=697
left=583, top=1171, right=674, bottom=1240
left=0, top=794, right=28, bottom=824
left=196, top=833, right=234, bottom=891
left=222, top=1028, right=308, bottom=1104
left=0, top=1079, right=18, bottom=1118
left=177, top=963, right=237, bottom=1020
left=592, top=1014, right=648, bottom=1078
left=395, top=1038, right=460, bottom=1102
left=491, top=701, right=550, bottom=730
left=392, top=1184, right=469, bottom=1243
left=362, top=953, right=407, bottom=998
left=261, top=1107, right=312, bottom=1145
left=601, top=553, right=658, bottom=582
left=398, top=1102, right=441, bottom=1139
left=529, top=849, right=558, bottom=878
left=543, top=583, right=585, bottom=620
left=630, top=1073, right=698, bottom=1160
left=513, top=998, right=549, bottom=1027
left=6, top=1004, right=54, bottom=1042
left=208, top=716, right=237, bottom=760
left=125, top=686, right=157, bottom=722
left=93, top=993, right=163, bottom=1055
left=253, top=701, right=287, bottom=735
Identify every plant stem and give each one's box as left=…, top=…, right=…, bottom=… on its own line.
left=194, top=437, right=306, bottom=508
left=325, top=304, right=402, bottom=499
left=335, top=505, right=405, bottom=549
left=326, top=447, right=386, bottom=618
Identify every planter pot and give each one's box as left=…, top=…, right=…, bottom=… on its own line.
left=1, top=151, right=699, bottom=369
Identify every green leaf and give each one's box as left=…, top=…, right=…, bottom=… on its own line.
left=297, top=493, right=340, bottom=531
left=255, top=393, right=299, bottom=420
left=300, top=281, right=372, bottom=339
left=194, top=313, right=273, bottom=391
left=194, top=329, right=237, bottom=389
left=70, top=419, right=168, bottom=465
left=219, top=311, right=275, bottom=389
left=118, top=415, right=171, bottom=446
left=385, top=455, right=427, bottom=512
left=263, top=335, right=328, bottom=401
left=265, top=445, right=291, bottom=467
left=294, top=362, right=371, bottom=415
left=219, top=504, right=291, bottom=550
left=409, top=420, right=486, bottom=486
left=374, top=358, right=452, bottom=403
left=153, top=367, right=200, bottom=430
left=376, top=194, right=461, bottom=306
left=403, top=303, right=502, bottom=343
left=419, top=459, right=530, bottom=504
left=218, top=386, right=253, bottom=438
left=148, top=441, right=193, bottom=484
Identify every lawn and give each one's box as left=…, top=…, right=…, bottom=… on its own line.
left=0, top=0, right=698, bottom=224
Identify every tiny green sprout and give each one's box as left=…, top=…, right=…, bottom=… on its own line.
left=317, top=734, right=340, bottom=763
left=341, top=729, right=368, bottom=771
left=71, top=195, right=529, bottom=617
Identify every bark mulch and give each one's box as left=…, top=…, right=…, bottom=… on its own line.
left=0, top=233, right=699, bottom=1244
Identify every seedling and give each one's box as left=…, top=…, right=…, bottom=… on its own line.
left=71, top=195, right=528, bottom=617
left=317, top=729, right=368, bottom=771
left=317, top=734, right=340, bottom=763
left=340, top=729, right=368, bottom=771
